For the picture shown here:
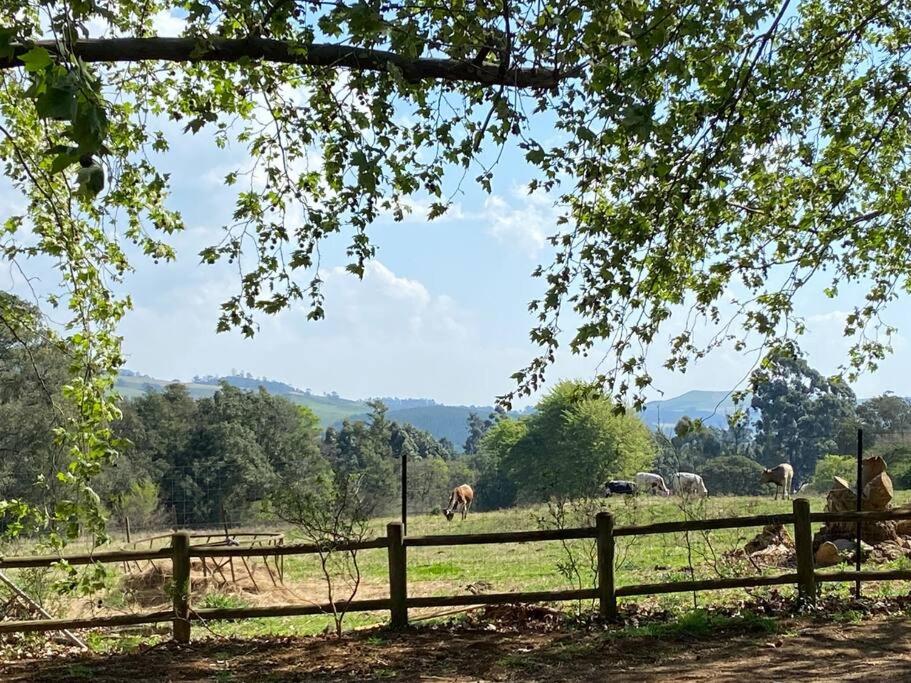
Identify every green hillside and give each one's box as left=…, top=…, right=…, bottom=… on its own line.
left=115, top=373, right=368, bottom=426
left=117, top=371, right=745, bottom=443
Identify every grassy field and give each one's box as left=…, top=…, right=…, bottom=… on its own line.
left=5, top=492, right=911, bottom=652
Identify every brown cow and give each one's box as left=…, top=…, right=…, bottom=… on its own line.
left=760, top=463, right=794, bottom=500
left=444, top=484, right=474, bottom=521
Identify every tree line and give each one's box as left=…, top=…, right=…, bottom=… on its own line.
left=3, top=292, right=911, bottom=533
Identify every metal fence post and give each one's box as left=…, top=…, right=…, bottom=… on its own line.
left=171, top=531, right=191, bottom=643
left=793, top=498, right=816, bottom=603
left=387, top=522, right=408, bottom=628
left=596, top=511, right=617, bottom=620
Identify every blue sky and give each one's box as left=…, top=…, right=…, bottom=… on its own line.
left=8, top=9, right=911, bottom=407
left=105, top=108, right=911, bottom=407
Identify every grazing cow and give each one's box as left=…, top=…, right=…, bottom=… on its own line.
left=671, top=472, right=709, bottom=497
left=760, top=463, right=794, bottom=500
left=444, top=484, right=474, bottom=521
left=635, top=472, right=670, bottom=496
left=603, top=480, right=638, bottom=497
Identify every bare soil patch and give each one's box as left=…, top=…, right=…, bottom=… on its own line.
left=3, top=609, right=911, bottom=682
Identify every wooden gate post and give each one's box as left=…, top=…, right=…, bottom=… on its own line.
left=387, top=522, right=408, bottom=628
left=171, top=531, right=192, bottom=643
left=793, top=498, right=816, bottom=603
left=596, top=511, right=617, bottom=621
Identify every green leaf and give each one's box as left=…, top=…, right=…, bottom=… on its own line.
left=50, top=150, right=80, bottom=174
left=70, top=97, right=108, bottom=152
left=19, top=46, right=53, bottom=73
left=35, top=86, right=76, bottom=121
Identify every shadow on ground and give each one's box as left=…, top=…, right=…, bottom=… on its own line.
left=3, top=615, right=911, bottom=681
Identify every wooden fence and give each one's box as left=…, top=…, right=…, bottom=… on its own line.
left=3, top=498, right=911, bottom=642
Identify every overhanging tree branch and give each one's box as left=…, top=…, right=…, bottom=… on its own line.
left=3, top=37, right=577, bottom=88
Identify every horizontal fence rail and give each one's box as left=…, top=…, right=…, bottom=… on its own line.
left=615, top=573, right=800, bottom=597
left=404, top=528, right=596, bottom=547
left=612, top=513, right=797, bottom=537
left=3, top=503, right=911, bottom=639
left=809, top=510, right=911, bottom=523
left=406, top=588, right=597, bottom=608
left=0, top=547, right=173, bottom=570
left=190, top=538, right=388, bottom=558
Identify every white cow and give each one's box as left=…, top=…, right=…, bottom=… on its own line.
left=671, top=472, right=709, bottom=497
left=634, top=472, right=670, bottom=496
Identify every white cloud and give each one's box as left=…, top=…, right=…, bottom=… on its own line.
left=321, top=261, right=469, bottom=344
left=83, top=10, right=185, bottom=38
left=119, top=258, right=529, bottom=404
left=806, top=310, right=849, bottom=325
left=151, top=10, right=186, bottom=37
left=482, top=187, right=559, bottom=258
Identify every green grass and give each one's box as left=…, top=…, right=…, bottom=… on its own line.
left=202, top=592, right=250, bottom=610
left=609, top=609, right=778, bottom=640
left=187, top=491, right=911, bottom=639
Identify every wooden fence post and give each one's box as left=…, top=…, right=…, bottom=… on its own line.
left=171, top=531, right=191, bottom=643
left=596, top=512, right=617, bottom=621
left=386, top=522, right=408, bottom=628
left=793, top=498, right=816, bottom=603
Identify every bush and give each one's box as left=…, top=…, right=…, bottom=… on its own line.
left=875, top=445, right=911, bottom=490
left=503, top=381, right=655, bottom=501
left=113, top=480, right=164, bottom=530
left=808, top=455, right=856, bottom=492
left=700, top=456, right=765, bottom=495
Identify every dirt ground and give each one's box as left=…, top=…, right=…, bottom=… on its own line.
left=3, top=613, right=911, bottom=682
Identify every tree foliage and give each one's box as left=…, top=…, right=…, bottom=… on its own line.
left=473, top=416, right=526, bottom=510
left=749, top=348, right=856, bottom=484
left=463, top=412, right=495, bottom=455
left=503, top=381, right=654, bottom=501
left=808, top=454, right=857, bottom=493
left=112, top=382, right=323, bottom=526
left=654, top=417, right=725, bottom=479
left=5, top=0, right=911, bottom=535
left=859, top=394, right=911, bottom=440
left=701, top=455, right=765, bottom=496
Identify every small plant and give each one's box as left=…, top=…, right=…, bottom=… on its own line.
left=271, top=466, right=373, bottom=636
left=609, top=609, right=777, bottom=640
left=536, top=494, right=606, bottom=612
left=202, top=592, right=249, bottom=610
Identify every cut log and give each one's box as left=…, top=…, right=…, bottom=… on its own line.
left=744, top=524, right=793, bottom=554
left=862, top=456, right=887, bottom=488
left=815, top=460, right=900, bottom=554
left=826, top=478, right=856, bottom=513
left=862, top=471, right=893, bottom=511
left=896, top=508, right=911, bottom=537
left=832, top=476, right=852, bottom=491
left=815, top=541, right=843, bottom=567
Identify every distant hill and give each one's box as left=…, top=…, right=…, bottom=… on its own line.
left=640, top=390, right=742, bottom=430
left=116, top=372, right=369, bottom=426
left=340, top=405, right=503, bottom=447
left=116, top=371, right=532, bottom=448
left=117, top=370, right=746, bottom=444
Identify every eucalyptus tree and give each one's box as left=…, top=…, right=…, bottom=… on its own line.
left=749, top=348, right=857, bottom=484
left=1, top=1, right=908, bottom=535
